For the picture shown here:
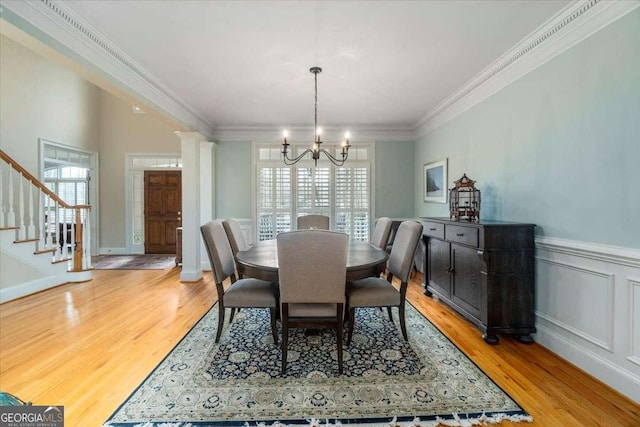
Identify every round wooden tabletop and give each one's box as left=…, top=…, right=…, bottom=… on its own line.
left=235, top=239, right=389, bottom=282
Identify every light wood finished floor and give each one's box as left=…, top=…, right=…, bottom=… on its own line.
left=0, top=268, right=638, bottom=426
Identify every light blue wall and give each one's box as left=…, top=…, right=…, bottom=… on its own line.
left=215, top=141, right=252, bottom=219
left=415, top=10, right=640, bottom=249
left=215, top=140, right=417, bottom=220
left=375, top=141, right=415, bottom=218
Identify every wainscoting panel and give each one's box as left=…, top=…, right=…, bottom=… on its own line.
left=630, top=278, right=640, bottom=367
left=535, top=237, right=640, bottom=403
left=536, top=258, right=614, bottom=351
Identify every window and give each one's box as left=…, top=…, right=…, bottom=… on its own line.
left=255, top=143, right=373, bottom=241
left=44, top=166, right=90, bottom=226
left=40, top=140, right=98, bottom=253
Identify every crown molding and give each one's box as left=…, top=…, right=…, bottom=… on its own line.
left=211, top=125, right=416, bottom=143
left=415, top=0, right=640, bottom=137
left=0, top=0, right=216, bottom=139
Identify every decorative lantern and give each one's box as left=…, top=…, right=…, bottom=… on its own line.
left=449, top=174, right=481, bottom=222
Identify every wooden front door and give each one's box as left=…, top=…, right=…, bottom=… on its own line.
left=144, top=171, right=181, bottom=254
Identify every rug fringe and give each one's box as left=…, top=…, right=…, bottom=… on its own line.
left=122, top=413, right=533, bottom=427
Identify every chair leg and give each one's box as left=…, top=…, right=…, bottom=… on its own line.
left=281, top=304, right=289, bottom=375
left=387, top=306, right=393, bottom=323
left=399, top=304, right=408, bottom=341
left=347, top=307, right=355, bottom=346
left=269, top=307, right=278, bottom=345
left=215, top=303, right=225, bottom=343
left=229, top=307, right=236, bottom=323
left=337, top=303, right=344, bottom=375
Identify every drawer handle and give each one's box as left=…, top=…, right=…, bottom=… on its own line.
left=447, top=267, right=455, bottom=274
left=429, top=227, right=437, bottom=231
left=456, top=233, right=464, bottom=237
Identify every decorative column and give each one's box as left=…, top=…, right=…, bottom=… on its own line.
left=176, top=131, right=207, bottom=282
left=200, top=141, right=216, bottom=270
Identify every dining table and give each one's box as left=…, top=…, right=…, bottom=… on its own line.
left=235, top=239, right=389, bottom=282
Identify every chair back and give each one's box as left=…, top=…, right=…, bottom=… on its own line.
left=388, top=221, right=423, bottom=283
left=277, top=230, right=348, bottom=304
left=222, top=218, right=250, bottom=254
left=200, top=220, right=236, bottom=284
left=371, top=217, right=393, bottom=250
left=297, top=215, right=330, bottom=230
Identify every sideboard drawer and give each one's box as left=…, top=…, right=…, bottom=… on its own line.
left=445, top=224, right=479, bottom=247
left=422, top=221, right=445, bottom=239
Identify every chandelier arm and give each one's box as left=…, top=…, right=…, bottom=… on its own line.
left=318, top=148, right=347, bottom=167
left=283, top=148, right=313, bottom=165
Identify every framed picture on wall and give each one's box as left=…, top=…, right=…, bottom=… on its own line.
left=424, top=158, right=448, bottom=203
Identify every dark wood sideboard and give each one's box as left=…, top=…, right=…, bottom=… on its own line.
left=421, top=217, right=536, bottom=344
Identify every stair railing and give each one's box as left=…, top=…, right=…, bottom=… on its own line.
left=0, top=150, right=92, bottom=271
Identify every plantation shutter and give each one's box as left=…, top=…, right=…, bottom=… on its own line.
left=335, top=165, right=370, bottom=241
left=257, top=166, right=292, bottom=240
left=296, top=166, right=331, bottom=219
left=255, top=143, right=372, bottom=242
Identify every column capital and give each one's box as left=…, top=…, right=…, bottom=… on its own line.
left=174, top=131, right=208, bottom=143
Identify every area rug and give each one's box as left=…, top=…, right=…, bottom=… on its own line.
left=92, top=255, right=176, bottom=270
left=104, top=304, right=531, bottom=427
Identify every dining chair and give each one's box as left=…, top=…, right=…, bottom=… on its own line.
left=370, top=217, right=393, bottom=250
left=296, top=214, right=330, bottom=230
left=223, top=218, right=250, bottom=278
left=346, top=220, right=423, bottom=344
left=277, top=229, right=348, bottom=375
left=201, top=220, right=278, bottom=344
left=222, top=218, right=250, bottom=255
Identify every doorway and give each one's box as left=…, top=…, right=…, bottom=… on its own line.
left=144, top=170, right=182, bottom=254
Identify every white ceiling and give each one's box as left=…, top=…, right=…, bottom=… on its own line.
left=59, top=0, right=570, bottom=131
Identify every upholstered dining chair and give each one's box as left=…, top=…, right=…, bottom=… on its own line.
left=201, top=220, right=278, bottom=344
left=277, top=229, right=348, bottom=375
left=297, top=214, right=330, bottom=230
left=346, top=220, right=423, bottom=344
left=223, top=218, right=250, bottom=278
left=222, top=218, right=250, bottom=255
left=370, top=217, right=393, bottom=250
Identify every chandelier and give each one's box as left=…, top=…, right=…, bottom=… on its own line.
left=281, top=67, right=351, bottom=166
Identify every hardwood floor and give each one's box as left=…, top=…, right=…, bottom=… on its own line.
left=0, top=268, right=638, bottom=426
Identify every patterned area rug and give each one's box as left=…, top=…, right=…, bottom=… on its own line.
left=104, top=304, right=531, bottom=426
left=92, top=255, right=176, bottom=270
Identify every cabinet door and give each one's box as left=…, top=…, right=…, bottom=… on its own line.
left=428, top=238, right=451, bottom=297
left=451, top=244, right=485, bottom=321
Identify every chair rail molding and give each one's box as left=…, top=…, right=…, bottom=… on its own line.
left=415, top=0, right=640, bottom=136
left=534, top=235, right=640, bottom=403
left=535, top=235, right=640, bottom=268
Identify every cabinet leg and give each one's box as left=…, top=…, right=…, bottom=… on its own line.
left=482, top=333, right=499, bottom=345
left=514, top=334, right=534, bottom=344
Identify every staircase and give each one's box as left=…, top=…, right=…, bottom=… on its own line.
left=0, top=150, right=92, bottom=303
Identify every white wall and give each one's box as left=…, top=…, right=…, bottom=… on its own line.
left=0, top=34, right=100, bottom=292
left=0, top=35, right=100, bottom=170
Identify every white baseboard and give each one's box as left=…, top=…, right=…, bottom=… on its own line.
left=0, top=275, right=67, bottom=303
left=98, top=247, right=128, bottom=255
left=535, top=236, right=640, bottom=403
